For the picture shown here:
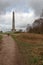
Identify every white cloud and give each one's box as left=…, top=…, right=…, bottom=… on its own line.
left=15, top=11, right=35, bottom=27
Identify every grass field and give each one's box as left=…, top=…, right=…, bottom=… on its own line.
left=12, top=33, right=43, bottom=65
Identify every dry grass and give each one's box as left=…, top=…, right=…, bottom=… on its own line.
left=15, top=33, right=43, bottom=44
left=0, top=35, right=2, bottom=41
left=0, top=35, right=3, bottom=50
left=12, top=33, right=43, bottom=65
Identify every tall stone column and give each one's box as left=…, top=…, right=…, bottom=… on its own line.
left=12, top=11, right=15, bottom=32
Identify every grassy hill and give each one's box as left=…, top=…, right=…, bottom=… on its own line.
left=12, top=33, right=43, bottom=65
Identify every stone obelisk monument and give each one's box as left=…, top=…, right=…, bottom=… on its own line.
left=12, top=11, right=15, bottom=32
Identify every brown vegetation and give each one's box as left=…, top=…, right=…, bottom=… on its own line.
left=15, top=33, right=43, bottom=44
left=27, top=18, right=43, bottom=34
left=0, top=35, right=2, bottom=50
left=12, top=33, right=43, bottom=65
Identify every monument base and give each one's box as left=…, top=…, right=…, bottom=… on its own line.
left=11, top=29, right=16, bottom=32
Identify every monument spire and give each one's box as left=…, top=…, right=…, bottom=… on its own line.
left=40, top=9, right=43, bottom=18
left=12, top=11, right=15, bottom=32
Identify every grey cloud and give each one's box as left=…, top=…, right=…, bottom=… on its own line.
left=0, top=0, right=43, bottom=16
left=0, top=0, right=10, bottom=14
left=0, top=0, right=22, bottom=14
left=28, top=0, right=43, bottom=16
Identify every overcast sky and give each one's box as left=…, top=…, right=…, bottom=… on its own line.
left=0, top=0, right=43, bottom=32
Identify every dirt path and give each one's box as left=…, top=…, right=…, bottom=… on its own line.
left=0, top=35, right=20, bottom=65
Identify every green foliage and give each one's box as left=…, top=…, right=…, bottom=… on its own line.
left=33, top=56, right=39, bottom=64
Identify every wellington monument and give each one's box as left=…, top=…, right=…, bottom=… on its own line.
left=12, top=11, right=15, bottom=32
